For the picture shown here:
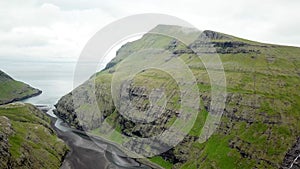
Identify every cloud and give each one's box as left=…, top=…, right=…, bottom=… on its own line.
left=0, top=0, right=299, bottom=62
left=0, top=0, right=115, bottom=61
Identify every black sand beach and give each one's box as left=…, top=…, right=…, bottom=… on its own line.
left=42, top=107, right=151, bottom=169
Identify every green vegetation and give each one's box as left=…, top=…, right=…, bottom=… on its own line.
left=0, top=103, right=68, bottom=169
left=149, top=156, right=173, bottom=169
left=56, top=25, right=300, bottom=168
left=0, top=70, right=41, bottom=105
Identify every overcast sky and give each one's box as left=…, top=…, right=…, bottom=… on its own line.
left=0, top=0, right=299, bottom=61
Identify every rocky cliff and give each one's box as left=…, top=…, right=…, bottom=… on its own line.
left=55, top=25, right=300, bottom=168
left=0, top=103, right=68, bottom=169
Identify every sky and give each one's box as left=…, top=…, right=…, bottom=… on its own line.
left=0, top=0, right=300, bottom=62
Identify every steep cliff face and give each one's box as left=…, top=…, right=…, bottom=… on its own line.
left=0, top=103, right=68, bottom=169
left=0, top=116, right=13, bottom=168
left=0, top=70, right=41, bottom=105
left=55, top=25, right=300, bottom=168
left=282, top=137, right=300, bottom=169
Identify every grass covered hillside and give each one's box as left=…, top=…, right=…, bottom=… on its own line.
left=0, top=103, right=68, bottom=169
left=55, top=25, right=300, bottom=169
left=0, top=70, right=41, bottom=105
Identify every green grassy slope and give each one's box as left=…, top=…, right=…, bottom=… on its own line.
left=55, top=25, right=300, bottom=168
left=0, top=103, right=68, bottom=169
left=0, top=70, right=41, bottom=105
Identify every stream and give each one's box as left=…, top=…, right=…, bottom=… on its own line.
left=42, top=106, right=152, bottom=169
left=1, top=59, right=153, bottom=169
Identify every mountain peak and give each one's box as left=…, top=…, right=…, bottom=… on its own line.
left=201, top=30, right=233, bottom=40
left=0, top=70, right=13, bottom=81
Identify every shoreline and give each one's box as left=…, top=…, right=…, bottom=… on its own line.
left=54, top=109, right=162, bottom=169
left=0, top=89, right=42, bottom=105
left=47, top=110, right=111, bottom=169
left=83, top=131, right=164, bottom=169
left=72, top=129, right=161, bottom=169
left=43, top=106, right=152, bottom=169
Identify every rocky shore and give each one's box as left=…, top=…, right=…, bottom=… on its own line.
left=282, top=137, right=300, bottom=169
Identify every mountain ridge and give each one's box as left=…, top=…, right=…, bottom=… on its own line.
left=55, top=25, right=300, bottom=169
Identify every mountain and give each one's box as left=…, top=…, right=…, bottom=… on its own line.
left=55, top=25, right=300, bottom=169
left=0, top=102, right=68, bottom=168
left=0, top=70, right=41, bottom=105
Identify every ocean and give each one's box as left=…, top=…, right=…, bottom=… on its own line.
left=0, top=58, right=78, bottom=105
